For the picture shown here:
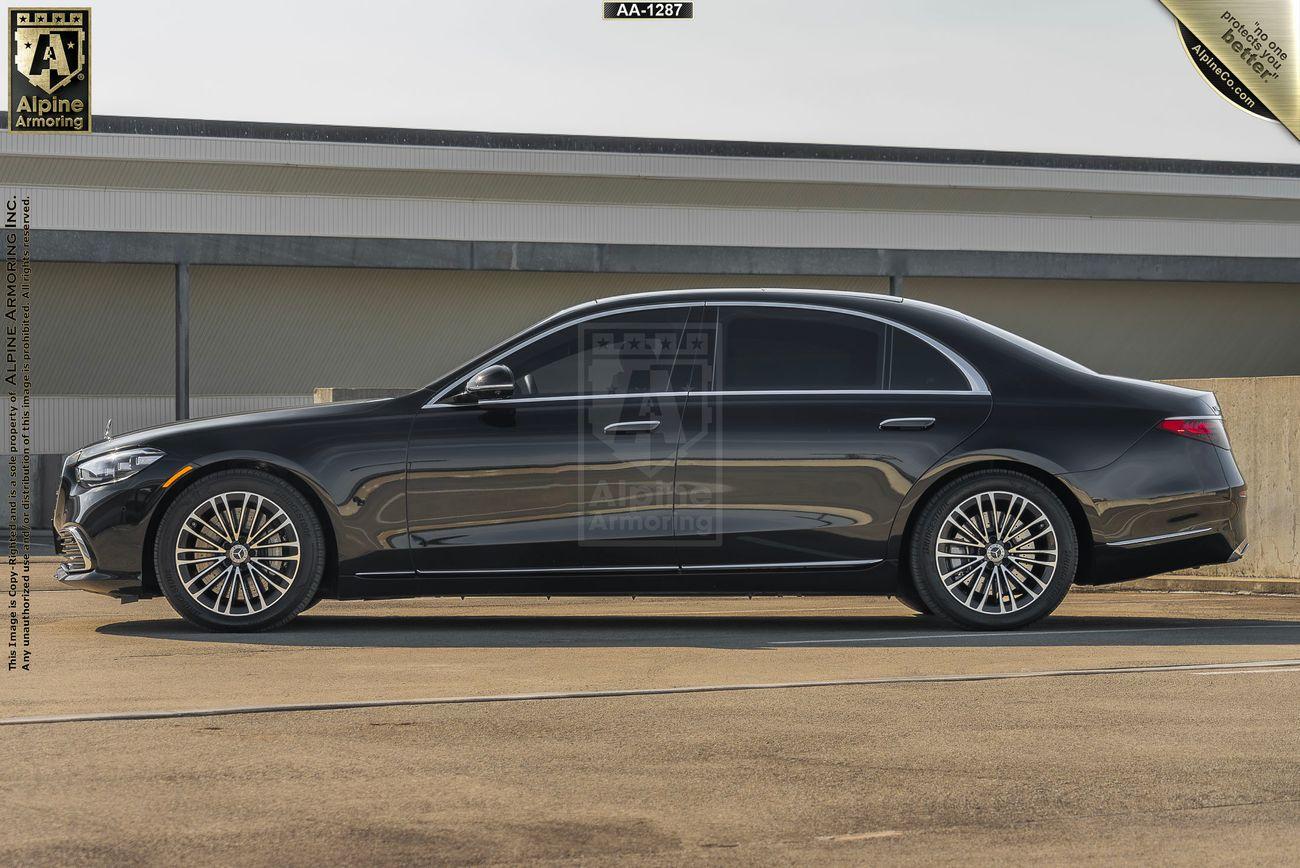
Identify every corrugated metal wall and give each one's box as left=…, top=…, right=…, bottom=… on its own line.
left=139, top=266, right=1300, bottom=390
left=908, top=278, right=1300, bottom=381
left=35, top=265, right=1300, bottom=407
left=28, top=395, right=313, bottom=455
left=36, top=263, right=175, bottom=394
left=188, top=268, right=891, bottom=393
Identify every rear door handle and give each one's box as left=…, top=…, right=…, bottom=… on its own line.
left=879, top=417, right=935, bottom=431
left=604, top=420, right=661, bottom=435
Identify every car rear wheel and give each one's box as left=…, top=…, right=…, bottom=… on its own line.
left=154, top=469, right=325, bottom=632
left=892, top=581, right=933, bottom=616
left=908, top=470, right=1077, bottom=629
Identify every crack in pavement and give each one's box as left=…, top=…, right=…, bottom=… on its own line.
left=5, top=656, right=1300, bottom=728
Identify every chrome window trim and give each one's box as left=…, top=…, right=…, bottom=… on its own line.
left=690, top=389, right=986, bottom=398
left=546, top=287, right=905, bottom=323
left=1106, top=526, right=1216, bottom=548
left=705, top=299, right=988, bottom=394
left=423, top=298, right=990, bottom=409
left=425, top=388, right=988, bottom=409
left=475, top=391, right=687, bottom=408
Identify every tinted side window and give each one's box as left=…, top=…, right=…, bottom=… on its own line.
left=717, top=307, right=885, bottom=391
left=888, top=328, right=969, bottom=391
left=498, top=307, right=693, bottom=397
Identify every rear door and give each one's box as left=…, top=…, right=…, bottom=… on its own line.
left=674, top=302, right=992, bottom=576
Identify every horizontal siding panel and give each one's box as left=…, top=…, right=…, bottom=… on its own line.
left=19, top=187, right=1300, bottom=258
left=5, top=156, right=1300, bottom=222
left=2, top=131, right=1297, bottom=199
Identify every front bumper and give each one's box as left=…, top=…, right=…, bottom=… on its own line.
left=55, top=563, right=146, bottom=602
left=53, top=453, right=189, bottom=600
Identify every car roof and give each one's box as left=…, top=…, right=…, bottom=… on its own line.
left=549, top=287, right=932, bottom=320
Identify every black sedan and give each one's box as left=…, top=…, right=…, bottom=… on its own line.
left=54, top=288, right=1248, bottom=631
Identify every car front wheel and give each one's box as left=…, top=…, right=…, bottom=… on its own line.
left=908, top=470, right=1077, bottom=629
left=154, top=469, right=325, bottom=632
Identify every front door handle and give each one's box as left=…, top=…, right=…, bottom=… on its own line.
left=879, top=417, right=935, bottom=431
left=604, top=420, right=661, bottom=435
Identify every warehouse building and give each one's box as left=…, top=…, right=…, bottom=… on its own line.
left=4, top=114, right=1300, bottom=537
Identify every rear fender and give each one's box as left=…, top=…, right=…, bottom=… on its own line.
left=886, top=449, right=1100, bottom=563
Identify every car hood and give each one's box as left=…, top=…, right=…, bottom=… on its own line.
left=72, top=398, right=392, bottom=462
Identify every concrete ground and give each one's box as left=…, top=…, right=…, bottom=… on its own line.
left=4, top=566, right=1300, bottom=866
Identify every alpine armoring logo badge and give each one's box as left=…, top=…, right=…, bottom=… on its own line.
left=8, top=8, right=91, bottom=133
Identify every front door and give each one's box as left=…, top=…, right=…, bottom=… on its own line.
left=405, top=304, right=700, bottom=576
left=674, top=303, right=992, bottom=579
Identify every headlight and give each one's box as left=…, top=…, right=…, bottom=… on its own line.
left=75, top=448, right=164, bottom=488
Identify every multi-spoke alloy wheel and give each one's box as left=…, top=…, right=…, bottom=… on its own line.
left=908, top=470, right=1077, bottom=629
left=155, top=470, right=325, bottom=631
left=175, top=491, right=301, bottom=617
left=934, top=491, right=1057, bottom=615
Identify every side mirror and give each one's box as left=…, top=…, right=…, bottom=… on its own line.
left=464, top=364, right=515, bottom=400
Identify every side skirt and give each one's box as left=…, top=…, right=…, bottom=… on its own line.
left=336, top=560, right=900, bottom=601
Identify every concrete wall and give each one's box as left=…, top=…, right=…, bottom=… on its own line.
left=1163, top=376, right=1299, bottom=580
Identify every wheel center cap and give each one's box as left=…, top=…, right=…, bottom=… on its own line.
left=228, top=544, right=250, bottom=565
left=985, top=542, right=1006, bottom=564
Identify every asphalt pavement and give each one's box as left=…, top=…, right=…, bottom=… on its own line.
left=4, top=566, right=1299, bottom=865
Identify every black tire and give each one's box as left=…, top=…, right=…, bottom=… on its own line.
left=892, top=580, right=934, bottom=616
left=908, top=469, right=1077, bottom=630
left=154, top=469, right=326, bottom=632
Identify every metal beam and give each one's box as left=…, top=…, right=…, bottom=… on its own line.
left=27, top=230, right=1300, bottom=285
left=175, top=262, right=190, bottom=421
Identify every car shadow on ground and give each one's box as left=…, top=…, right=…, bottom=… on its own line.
left=97, top=613, right=1300, bottom=650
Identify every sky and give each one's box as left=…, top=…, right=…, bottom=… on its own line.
left=16, top=0, right=1300, bottom=161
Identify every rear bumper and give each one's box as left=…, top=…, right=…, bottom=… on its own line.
left=1084, top=523, right=1246, bottom=586
left=1066, top=427, right=1247, bottom=586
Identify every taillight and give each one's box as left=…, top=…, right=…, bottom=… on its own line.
left=1159, top=417, right=1231, bottom=450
